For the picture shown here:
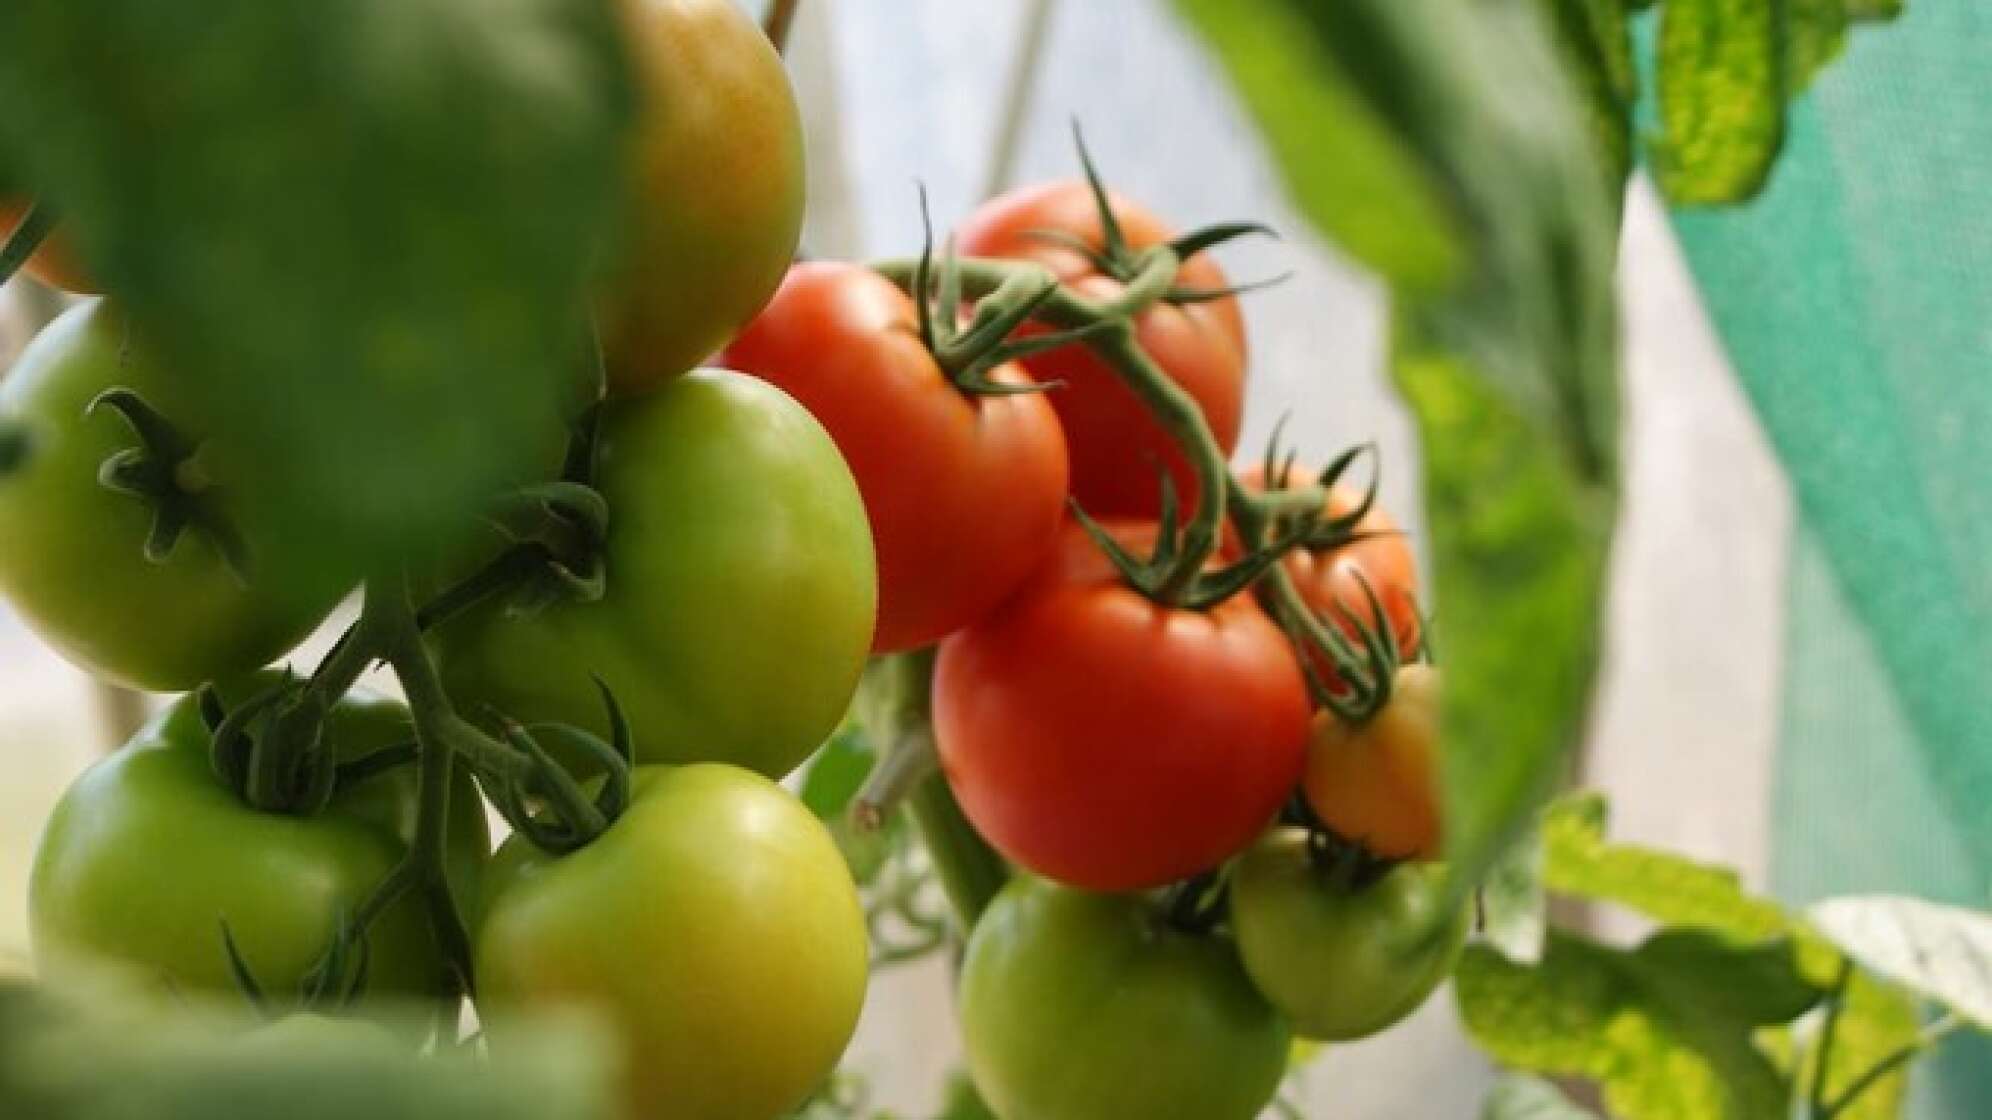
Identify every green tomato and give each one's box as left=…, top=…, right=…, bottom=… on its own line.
left=475, top=763, right=868, bottom=1120
left=1229, top=828, right=1467, bottom=1041
left=959, top=877, right=1290, bottom=1120
left=29, top=681, right=489, bottom=1017
left=0, top=300, right=351, bottom=691
left=436, top=369, right=875, bottom=778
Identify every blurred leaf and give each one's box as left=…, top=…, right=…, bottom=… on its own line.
left=1843, top=0, right=1904, bottom=21
left=1650, top=0, right=1787, bottom=204
left=1480, top=1073, right=1599, bottom=1119
left=1171, top=0, right=1463, bottom=294
left=1180, top=0, right=1621, bottom=919
left=0, top=0, right=633, bottom=570
left=1458, top=929, right=1823, bottom=1120
left=1809, top=895, right=1992, bottom=1030
left=1787, top=0, right=1851, bottom=93
left=1482, top=819, right=1549, bottom=964
left=1789, top=970, right=1920, bottom=1120
left=1538, top=0, right=1637, bottom=198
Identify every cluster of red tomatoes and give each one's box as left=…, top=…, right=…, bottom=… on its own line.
left=724, top=173, right=1465, bottom=1118
left=2, top=1, right=1464, bottom=1116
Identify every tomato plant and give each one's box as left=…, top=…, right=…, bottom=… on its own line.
left=28, top=681, right=489, bottom=1016
left=959, top=876, right=1289, bottom=1120
left=956, top=178, right=1247, bottom=519
left=1303, top=663, right=1442, bottom=860
left=475, top=763, right=867, bottom=1120
left=597, top=0, right=805, bottom=395
left=435, top=369, right=875, bottom=779
left=722, top=261, right=1068, bottom=652
left=933, top=520, right=1310, bottom=890
left=1229, top=828, right=1465, bottom=1041
left=0, top=301, right=350, bottom=691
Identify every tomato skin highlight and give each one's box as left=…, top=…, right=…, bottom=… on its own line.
left=722, top=261, right=1069, bottom=652
left=28, top=682, right=489, bottom=1018
left=436, top=370, right=876, bottom=779
left=960, top=877, right=1290, bottom=1120
left=599, top=0, right=806, bottom=395
left=1, top=197, right=96, bottom=293
left=0, top=301, right=350, bottom=691
left=956, top=181, right=1246, bottom=519
left=1229, top=828, right=1466, bottom=1041
left=475, top=763, right=868, bottom=1120
left=934, top=521, right=1310, bottom=891
left=1303, top=663, right=1443, bottom=860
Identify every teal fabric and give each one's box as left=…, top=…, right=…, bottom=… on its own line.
left=1662, top=0, right=1991, bottom=1111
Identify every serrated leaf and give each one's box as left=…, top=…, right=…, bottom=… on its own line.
left=1481, top=1073, right=1600, bottom=1120
left=1171, top=0, right=1464, bottom=294
left=1651, top=0, right=1787, bottom=204
left=1809, top=895, right=1992, bottom=1030
left=1457, top=929, right=1822, bottom=1120
left=1482, top=816, right=1549, bottom=964
left=0, top=0, right=633, bottom=571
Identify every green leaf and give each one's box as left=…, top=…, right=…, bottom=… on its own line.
left=1180, top=0, right=1622, bottom=916
left=1171, top=0, right=1464, bottom=294
left=1651, top=0, right=1788, bottom=204
left=933, top=1071, right=998, bottom=1120
left=1842, top=0, right=1904, bottom=22
left=1539, top=0, right=1638, bottom=197
left=1482, top=814, right=1549, bottom=965
left=1457, top=929, right=1823, bottom=1120
left=802, top=725, right=899, bottom=886
left=1791, top=970, right=1921, bottom=1120
left=1541, top=792, right=1795, bottom=945
left=1808, top=895, right=1992, bottom=1030
left=1787, top=0, right=1851, bottom=93
left=0, top=0, right=634, bottom=570
left=1480, top=1073, right=1600, bottom=1119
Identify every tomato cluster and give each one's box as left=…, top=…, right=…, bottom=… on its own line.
left=5, top=6, right=1468, bottom=1115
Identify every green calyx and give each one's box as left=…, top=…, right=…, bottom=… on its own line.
left=200, top=676, right=349, bottom=817
left=87, top=387, right=252, bottom=581
left=461, top=677, right=634, bottom=855
left=1023, top=124, right=1283, bottom=308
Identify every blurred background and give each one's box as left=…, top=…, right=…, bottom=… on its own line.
left=3, top=2, right=1983, bottom=1116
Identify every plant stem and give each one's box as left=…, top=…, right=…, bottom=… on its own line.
left=1819, top=1012, right=1965, bottom=1119
left=0, top=201, right=56, bottom=287
left=762, top=0, right=802, bottom=55
left=1808, top=956, right=1856, bottom=1116
left=871, top=651, right=1009, bottom=932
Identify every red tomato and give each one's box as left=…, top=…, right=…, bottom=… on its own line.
left=1234, top=463, right=1421, bottom=693
left=956, top=182, right=1246, bottom=519
left=933, top=520, right=1310, bottom=891
left=722, top=262, right=1068, bottom=652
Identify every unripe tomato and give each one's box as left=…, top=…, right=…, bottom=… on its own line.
left=0, top=301, right=351, bottom=690
left=0, top=197, right=95, bottom=293
left=934, top=521, right=1309, bottom=890
left=1304, top=664, right=1442, bottom=860
left=598, top=0, right=805, bottom=394
left=722, top=261, right=1068, bottom=652
left=956, top=182, right=1246, bottom=518
left=436, top=370, right=876, bottom=779
left=476, top=764, right=867, bottom=1120
left=1229, top=828, right=1466, bottom=1041
left=29, top=682, right=489, bottom=1019
left=960, top=877, right=1289, bottom=1120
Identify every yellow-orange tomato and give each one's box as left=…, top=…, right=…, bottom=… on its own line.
left=597, top=0, right=806, bottom=395
left=1302, top=663, right=1441, bottom=860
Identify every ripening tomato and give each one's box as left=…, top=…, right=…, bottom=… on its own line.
left=0, top=301, right=351, bottom=690
left=29, top=681, right=489, bottom=1018
left=722, top=261, right=1068, bottom=652
left=960, top=877, right=1290, bottom=1120
left=956, top=181, right=1246, bottom=518
left=436, top=370, right=876, bottom=779
left=599, top=0, right=806, bottom=395
left=476, top=763, right=867, bottom=1120
left=1233, top=462, right=1421, bottom=692
left=1229, top=828, right=1466, bottom=1041
left=1303, top=663, right=1442, bottom=860
left=933, top=520, right=1309, bottom=891
left=1, top=197, right=95, bottom=293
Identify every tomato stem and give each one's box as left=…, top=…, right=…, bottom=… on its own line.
left=0, top=199, right=56, bottom=287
